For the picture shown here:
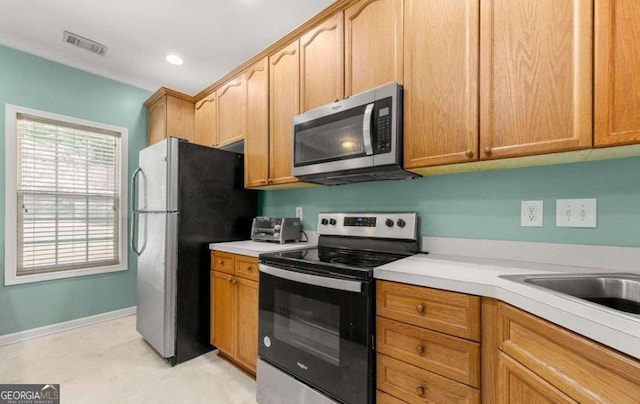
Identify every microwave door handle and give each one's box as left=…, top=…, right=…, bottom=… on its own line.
left=362, top=103, right=375, bottom=156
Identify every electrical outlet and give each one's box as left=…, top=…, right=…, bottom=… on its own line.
left=556, top=198, right=597, bottom=228
left=295, top=207, right=303, bottom=221
left=521, top=200, right=543, bottom=227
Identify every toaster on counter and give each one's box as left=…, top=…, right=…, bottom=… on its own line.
left=251, top=217, right=302, bottom=244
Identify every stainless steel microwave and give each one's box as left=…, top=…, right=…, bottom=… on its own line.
left=291, top=82, right=419, bottom=185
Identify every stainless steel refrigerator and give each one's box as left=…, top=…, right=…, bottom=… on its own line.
left=131, top=137, right=257, bottom=365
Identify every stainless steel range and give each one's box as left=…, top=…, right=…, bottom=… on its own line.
left=257, top=212, right=419, bottom=404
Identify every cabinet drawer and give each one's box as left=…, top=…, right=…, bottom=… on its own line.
left=235, top=255, right=259, bottom=281
left=377, top=354, right=480, bottom=404
left=212, top=251, right=235, bottom=274
left=498, top=303, right=640, bottom=403
left=376, top=281, right=481, bottom=341
left=376, top=390, right=405, bottom=404
left=377, top=317, right=479, bottom=388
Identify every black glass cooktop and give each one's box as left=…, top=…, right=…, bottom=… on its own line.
left=259, top=247, right=410, bottom=280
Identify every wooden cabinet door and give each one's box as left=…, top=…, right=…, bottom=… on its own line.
left=212, top=271, right=236, bottom=357
left=345, top=0, right=403, bottom=96
left=594, top=0, right=640, bottom=147
left=166, top=95, right=195, bottom=142
left=194, top=92, right=218, bottom=147
left=498, top=353, right=577, bottom=404
left=300, top=12, right=344, bottom=111
left=217, top=75, right=246, bottom=146
left=147, top=96, right=167, bottom=145
left=235, top=277, right=258, bottom=373
left=269, top=40, right=300, bottom=185
left=479, top=0, right=592, bottom=160
left=403, top=0, right=479, bottom=168
left=209, top=271, right=215, bottom=345
left=244, top=58, right=269, bottom=188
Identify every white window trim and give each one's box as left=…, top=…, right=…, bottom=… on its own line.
left=4, top=104, right=129, bottom=285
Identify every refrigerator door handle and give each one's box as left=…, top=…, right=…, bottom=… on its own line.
left=130, top=167, right=143, bottom=256
left=131, top=167, right=142, bottom=212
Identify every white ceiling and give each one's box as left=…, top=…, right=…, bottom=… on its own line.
left=0, top=0, right=334, bottom=95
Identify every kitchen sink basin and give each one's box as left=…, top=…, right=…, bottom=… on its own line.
left=500, top=273, right=640, bottom=316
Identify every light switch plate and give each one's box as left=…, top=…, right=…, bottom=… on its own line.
left=295, top=207, right=303, bottom=221
left=521, top=200, right=544, bottom=227
left=556, top=198, right=597, bottom=228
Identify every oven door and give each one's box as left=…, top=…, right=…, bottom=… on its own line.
left=258, top=264, right=373, bottom=404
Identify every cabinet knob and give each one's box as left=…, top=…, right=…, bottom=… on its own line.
left=484, top=147, right=492, bottom=155
left=416, top=386, right=425, bottom=397
left=219, top=260, right=224, bottom=265
left=465, top=149, right=474, bottom=158
left=416, top=304, right=425, bottom=314
left=245, top=266, right=252, bottom=271
left=416, top=344, right=425, bottom=355
left=334, top=98, right=340, bottom=103
left=261, top=180, right=268, bottom=185
left=227, top=278, right=232, bottom=283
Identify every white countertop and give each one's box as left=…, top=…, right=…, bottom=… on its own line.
left=209, top=240, right=315, bottom=257
left=375, top=253, right=640, bottom=360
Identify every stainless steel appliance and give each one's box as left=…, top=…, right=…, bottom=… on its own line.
left=257, top=212, right=419, bottom=404
left=292, top=82, right=419, bottom=185
left=251, top=217, right=302, bottom=243
left=131, top=137, right=257, bottom=365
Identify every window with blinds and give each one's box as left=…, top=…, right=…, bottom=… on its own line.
left=15, top=113, right=122, bottom=275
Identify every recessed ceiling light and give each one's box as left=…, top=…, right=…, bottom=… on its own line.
left=166, top=54, right=183, bottom=65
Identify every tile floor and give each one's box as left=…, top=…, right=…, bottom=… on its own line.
left=0, top=315, right=257, bottom=403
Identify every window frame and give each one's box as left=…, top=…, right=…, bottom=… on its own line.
left=4, top=104, right=129, bottom=285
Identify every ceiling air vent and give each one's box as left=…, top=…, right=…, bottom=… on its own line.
left=62, top=31, right=108, bottom=56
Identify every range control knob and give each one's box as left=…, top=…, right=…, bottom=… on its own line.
left=274, top=224, right=281, bottom=230
left=321, top=218, right=329, bottom=225
left=329, top=218, right=337, bottom=225
left=385, top=219, right=394, bottom=227
left=397, top=219, right=406, bottom=228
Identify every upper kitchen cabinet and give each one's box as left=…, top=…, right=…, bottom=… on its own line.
left=144, top=88, right=195, bottom=145
left=300, top=12, right=345, bottom=112
left=403, top=0, right=479, bottom=168
left=194, top=91, right=218, bottom=147
left=216, top=75, right=246, bottom=147
left=594, top=0, right=640, bottom=147
left=244, top=58, right=270, bottom=188
left=479, top=0, right=592, bottom=160
left=269, top=40, right=300, bottom=186
left=345, top=0, right=403, bottom=96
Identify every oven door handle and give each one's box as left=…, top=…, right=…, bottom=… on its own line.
left=259, top=264, right=363, bottom=293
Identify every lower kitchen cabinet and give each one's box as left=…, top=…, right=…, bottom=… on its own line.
left=498, top=352, right=576, bottom=404
left=482, top=299, right=640, bottom=403
left=376, top=281, right=481, bottom=403
left=210, top=251, right=259, bottom=375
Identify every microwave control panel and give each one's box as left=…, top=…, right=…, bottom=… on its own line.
left=374, top=97, right=393, bottom=154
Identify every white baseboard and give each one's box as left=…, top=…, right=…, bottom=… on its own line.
left=0, top=306, right=136, bottom=347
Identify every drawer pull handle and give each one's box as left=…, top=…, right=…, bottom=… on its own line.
left=416, top=344, right=425, bottom=355
left=416, top=386, right=425, bottom=397
left=416, top=304, right=425, bottom=314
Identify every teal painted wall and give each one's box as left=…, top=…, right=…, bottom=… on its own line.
left=261, top=157, right=640, bottom=248
left=0, top=45, right=151, bottom=335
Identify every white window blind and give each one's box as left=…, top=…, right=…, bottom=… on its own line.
left=16, top=113, right=122, bottom=275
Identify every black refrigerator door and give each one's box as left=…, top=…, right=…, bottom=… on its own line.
left=173, top=141, right=258, bottom=364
